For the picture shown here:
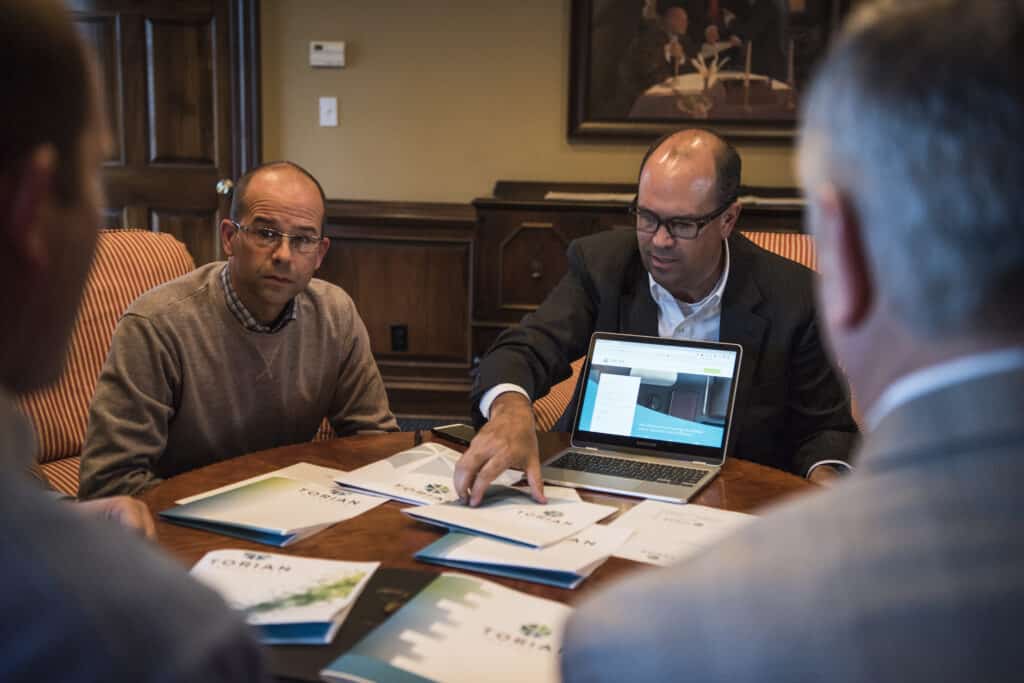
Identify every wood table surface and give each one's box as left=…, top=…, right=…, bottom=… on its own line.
left=142, top=432, right=816, bottom=604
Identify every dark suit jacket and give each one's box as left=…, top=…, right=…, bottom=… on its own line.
left=473, top=229, right=858, bottom=475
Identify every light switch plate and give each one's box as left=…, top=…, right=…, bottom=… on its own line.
left=310, top=41, right=345, bottom=68
left=318, top=96, right=338, bottom=127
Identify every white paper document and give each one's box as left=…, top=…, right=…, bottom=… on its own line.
left=321, top=573, right=571, bottom=683
left=191, top=549, right=378, bottom=644
left=335, top=442, right=520, bottom=505
left=416, top=523, right=633, bottom=589
left=609, top=500, right=755, bottom=566
left=403, top=485, right=617, bottom=548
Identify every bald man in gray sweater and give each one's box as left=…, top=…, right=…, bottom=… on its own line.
left=79, top=162, right=397, bottom=498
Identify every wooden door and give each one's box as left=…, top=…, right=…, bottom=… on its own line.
left=70, top=0, right=260, bottom=265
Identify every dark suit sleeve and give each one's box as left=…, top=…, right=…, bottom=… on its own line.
left=471, top=240, right=599, bottom=424
left=783, top=313, right=859, bottom=475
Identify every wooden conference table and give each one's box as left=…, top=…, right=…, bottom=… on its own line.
left=143, top=431, right=814, bottom=602
left=143, top=432, right=814, bottom=680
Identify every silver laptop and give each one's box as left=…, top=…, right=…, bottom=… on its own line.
left=541, top=332, right=742, bottom=504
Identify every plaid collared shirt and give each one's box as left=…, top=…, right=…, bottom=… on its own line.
left=220, top=264, right=297, bottom=334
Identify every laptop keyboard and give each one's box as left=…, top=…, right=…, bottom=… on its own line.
left=547, top=451, right=707, bottom=486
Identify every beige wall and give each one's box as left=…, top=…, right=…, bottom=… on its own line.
left=261, top=0, right=796, bottom=204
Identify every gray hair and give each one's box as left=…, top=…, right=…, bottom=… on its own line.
left=800, top=0, right=1024, bottom=337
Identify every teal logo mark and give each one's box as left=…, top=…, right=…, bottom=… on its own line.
left=520, top=623, right=552, bottom=638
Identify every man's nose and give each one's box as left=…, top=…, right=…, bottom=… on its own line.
left=651, top=223, right=675, bottom=248
left=271, top=235, right=293, bottom=261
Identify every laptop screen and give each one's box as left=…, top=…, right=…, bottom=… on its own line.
left=573, top=335, right=741, bottom=459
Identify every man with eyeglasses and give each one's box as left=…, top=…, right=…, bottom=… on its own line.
left=79, top=160, right=397, bottom=498
left=456, top=129, right=858, bottom=505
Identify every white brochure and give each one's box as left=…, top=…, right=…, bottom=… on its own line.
left=321, top=573, right=571, bottom=683
left=335, top=442, right=520, bottom=506
left=609, top=500, right=755, bottom=566
left=176, top=462, right=346, bottom=504
left=416, top=523, right=633, bottom=589
left=191, top=549, right=379, bottom=644
left=160, top=476, right=388, bottom=547
left=403, top=485, right=617, bottom=548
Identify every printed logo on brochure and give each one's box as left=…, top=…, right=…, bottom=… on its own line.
left=425, top=482, right=451, bottom=495
left=520, top=623, right=552, bottom=638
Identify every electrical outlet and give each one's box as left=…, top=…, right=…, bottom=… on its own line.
left=390, top=324, right=409, bottom=352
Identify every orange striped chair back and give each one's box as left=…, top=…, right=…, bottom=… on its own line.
left=17, top=229, right=195, bottom=494
left=741, top=230, right=817, bottom=271
left=531, top=231, right=820, bottom=432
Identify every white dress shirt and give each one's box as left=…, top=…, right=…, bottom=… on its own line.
left=479, top=240, right=731, bottom=418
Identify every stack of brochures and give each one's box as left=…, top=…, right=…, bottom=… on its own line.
left=406, top=486, right=624, bottom=587
left=415, top=523, right=633, bottom=589
left=320, top=573, right=571, bottom=683
left=608, top=500, right=754, bottom=565
left=403, top=484, right=618, bottom=548
left=191, top=549, right=379, bottom=645
left=335, top=442, right=520, bottom=505
left=160, top=463, right=388, bottom=547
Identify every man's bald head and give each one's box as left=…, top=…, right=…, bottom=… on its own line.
left=230, top=161, right=327, bottom=230
left=637, top=130, right=741, bottom=209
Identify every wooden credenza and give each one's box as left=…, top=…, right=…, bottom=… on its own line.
left=318, top=182, right=803, bottom=421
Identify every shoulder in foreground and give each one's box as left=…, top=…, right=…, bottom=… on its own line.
left=123, top=262, right=225, bottom=319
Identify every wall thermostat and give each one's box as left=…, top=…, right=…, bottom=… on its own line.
left=310, top=41, right=345, bottom=68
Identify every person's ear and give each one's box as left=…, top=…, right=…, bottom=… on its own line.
left=814, top=184, right=873, bottom=331
left=718, top=201, right=741, bottom=240
left=220, top=218, right=238, bottom=258
left=313, top=235, right=330, bottom=270
left=3, top=145, right=59, bottom=275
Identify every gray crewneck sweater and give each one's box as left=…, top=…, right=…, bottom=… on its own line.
left=79, top=263, right=397, bottom=498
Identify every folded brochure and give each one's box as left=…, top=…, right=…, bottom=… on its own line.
left=403, top=484, right=617, bottom=548
left=191, top=549, right=378, bottom=644
left=416, top=523, right=632, bottom=589
left=321, top=572, right=570, bottom=683
left=160, top=474, right=387, bottom=547
left=335, top=442, right=520, bottom=505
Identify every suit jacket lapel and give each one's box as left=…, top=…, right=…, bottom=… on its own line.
left=620, top=258, right=659, bottom=336
left=720, top=236, right=769, bottom=424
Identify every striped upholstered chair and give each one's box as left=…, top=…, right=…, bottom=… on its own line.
left=17, top=230, right=196, bottom=495
left=532, top=230, right=819, bottom=431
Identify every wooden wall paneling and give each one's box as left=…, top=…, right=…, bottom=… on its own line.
left=145, top=15, right=217, bottom=165
left=319, top=201, right=477, bottom=419
left=76, top=13, right=125, bottom=165
left=149, top=208, right=220, bottom=265
left=497, top=221, right=570, bottom=311
left=320, top=237, right=471, bottom=364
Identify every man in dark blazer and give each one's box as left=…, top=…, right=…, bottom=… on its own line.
left=562, top=2, right=1024, bottom=680
left=455, top=129, right=858, bottom=505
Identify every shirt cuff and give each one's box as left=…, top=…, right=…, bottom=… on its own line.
left=479, top=384, right=530, bottom=419
left=805, top=459, right=854, bottom=479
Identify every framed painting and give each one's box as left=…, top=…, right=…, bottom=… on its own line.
left=569, top=0, right=852, bottom=141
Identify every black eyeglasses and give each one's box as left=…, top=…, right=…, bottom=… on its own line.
left=231, top=221, right=323, bottom=255
left=630, top=198, right=735, bottom=240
